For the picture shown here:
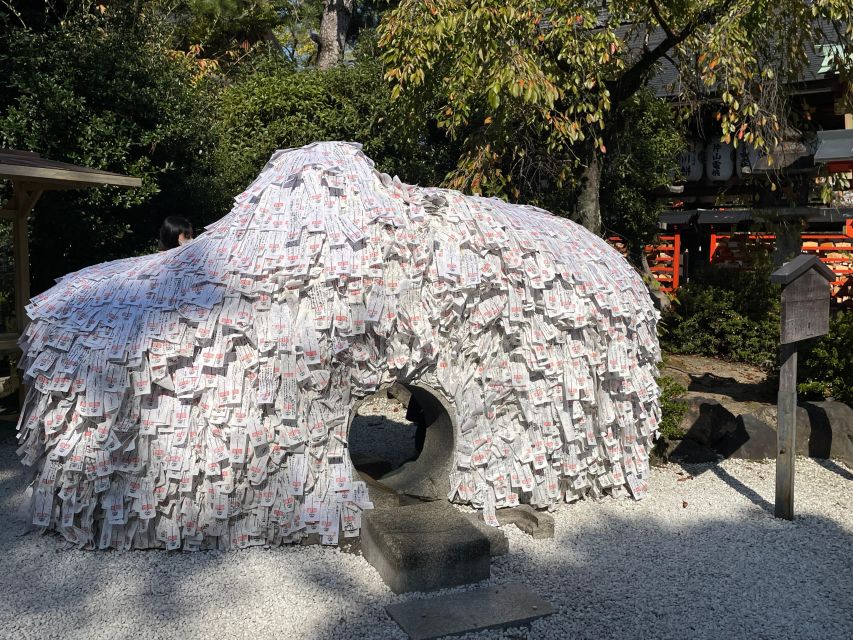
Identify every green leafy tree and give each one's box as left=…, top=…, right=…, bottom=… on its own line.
left=173, top=0, right=291, bottom=61
left=379, top=1, right=853, bottom=233
left=0, top=6, right=219, bottom=295
left=212, top=39, right=457, bottom=200
left=601, top=90, right=684, bottom=258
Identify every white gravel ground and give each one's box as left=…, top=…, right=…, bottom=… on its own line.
left=0, top=440, right=851, bottom=640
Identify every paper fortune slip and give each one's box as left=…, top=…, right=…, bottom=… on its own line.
left=16, top=141, right=661, bottom=551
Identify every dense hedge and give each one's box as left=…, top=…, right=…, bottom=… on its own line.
left=661, top=258, right=780, bottom=371
left=0, top=12, right=219, bottom=296
left=0, top=14, right=453, bottom=304
left=662, top=258, right=853, bottom=405
left=799, top=310, right=853, bottom=404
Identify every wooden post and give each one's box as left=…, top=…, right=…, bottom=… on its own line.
left=12, top=209, right=30, bottom=333
left=9, top=181, right=42, bottom=334
left=775, top=342, right=797, bottom=519
left=770, top=254, right=833, bottom=520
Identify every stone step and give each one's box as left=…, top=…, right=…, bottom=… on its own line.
left=386, top=583, right=555, bottom=640
left=361, top=500, right=491, bottom=593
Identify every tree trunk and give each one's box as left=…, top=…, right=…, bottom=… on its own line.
left=577, top=153, right=601, bottom=235
left=317, top=0, right=354, bottom=69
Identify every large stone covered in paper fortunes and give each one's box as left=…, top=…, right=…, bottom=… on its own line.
left=17, top=142, right=661, bottom=550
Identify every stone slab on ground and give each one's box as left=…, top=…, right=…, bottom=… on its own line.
left=361, top=500, right=490, bottom=593
left=385, top=582, right=555, bottom=640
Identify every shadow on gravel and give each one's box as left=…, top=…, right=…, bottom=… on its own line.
left=3, top=442, right=852, bottom=640
left=699, top=463, right=775, bottom=514
left=306, top=506, right=853, bottom=640
left=813, top=458, right=853, bottom=482
left=0, top=441, right=397, bottom=640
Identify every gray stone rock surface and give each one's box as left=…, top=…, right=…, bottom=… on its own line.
left=680, top=397, right=739, bottom=447
left=800, top=401, right=853, bottom=466
left=493, top=505, right=555, bottom=539
left=461, top=513, right=510, bottom=556
left=360, top=500, right=490, bottom=593
left=366, top=384, right=457, bottom=501
left=385, top=583, right=554, bottom=640
left=387, top=382, right=413, bottom=407
left=722, top=414, right=778, bottom=460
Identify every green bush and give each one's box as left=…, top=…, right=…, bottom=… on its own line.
left=657, top=373, right=688, bottom=440
left=0, top=10, right=220, bottom=296
left=650, top=370, right=688, bottom=460
left=798, top=310, right=853, bottom=404
left=661, top=257, right=781, bottom=370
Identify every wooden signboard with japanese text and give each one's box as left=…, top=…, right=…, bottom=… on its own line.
left=779, top=269, right=831, bottom=344
left=770, top=254, right=833, bottom=520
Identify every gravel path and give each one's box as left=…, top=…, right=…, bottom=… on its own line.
left=1, top=442, right=851, bottom=640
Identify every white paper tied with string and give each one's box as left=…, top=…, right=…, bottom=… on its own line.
left=16, top=141, right=661, bottom=550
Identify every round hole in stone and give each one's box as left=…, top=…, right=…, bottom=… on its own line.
left=347, top=383, right=456, bottom=500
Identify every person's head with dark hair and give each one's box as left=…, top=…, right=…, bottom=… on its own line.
left=159, top=216, right=193, bottom=251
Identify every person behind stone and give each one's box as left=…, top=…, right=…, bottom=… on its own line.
left=158, top=215, right=193, bottom=250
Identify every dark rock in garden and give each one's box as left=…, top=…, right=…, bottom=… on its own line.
left=800, top=401, right=853, bottom=467
left=299, top=533, right=323, bottom=546
left=719, top=414, right=777, bottom=459
left=794, top=405, right=826, bottom=458
left=668, top=438, right=720, bottom=463
left=680, top=397, right=739, bottom=447
left=649, top=440, right=670, bottom=467
left=460, top=513, right=510, bottom=556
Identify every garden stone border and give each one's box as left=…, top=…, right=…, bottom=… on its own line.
left=665, top=396, right=853, bottom=467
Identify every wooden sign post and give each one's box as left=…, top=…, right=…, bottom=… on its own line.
left=769, top=254, right=834, bottom=520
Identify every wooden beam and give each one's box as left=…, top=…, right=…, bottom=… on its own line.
left=0, top=162, right=141, bottom=188
left=12, top=212, right=30, bottom=333
left=10, top=182, right=43, bottom=334
left=0, top=332, right=20, bottom=354
left=13, top=181, right=44, bottom=217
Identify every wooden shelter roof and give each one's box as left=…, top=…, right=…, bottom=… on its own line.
left=0, top=149, right=142, bottom=189
left=1, top=150, right=141, bottom=357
